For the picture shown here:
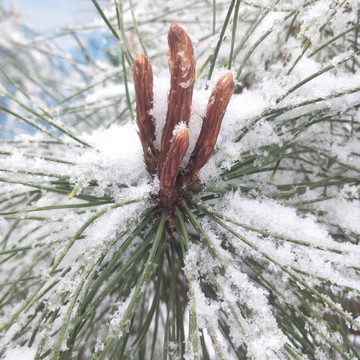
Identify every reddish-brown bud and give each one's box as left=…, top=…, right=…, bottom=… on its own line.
left=133, top=23, right=233, bottom=215
left=133, top=52, right=158, bottom=176
left=159, top=23, right=195, bottom=174
left=184, top=72, right=234, bottom=185
left=160, top=127, right=189, bottom=204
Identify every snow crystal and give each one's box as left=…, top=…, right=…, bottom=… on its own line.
left=222, top=192, right=330, bottom=245
left=298, top=0, right=334, bottom=43
left=108, top=288, right=135, bottom=335
left=3, top=346, right=36, bottom=360
left=85, top=84, right=126, bottom=104
left=172, top=121, right=187, bottom=137
left=70, top=123, right=149, bottom=199
left=152, top=76, right=170, bottom=149
left=179, top=79, right=193, bottom=88
left=315, top=198, right=360, bottom=235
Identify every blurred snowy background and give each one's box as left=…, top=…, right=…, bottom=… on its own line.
left=0, top=0, right=116, bottom=135
left=2, top=0, right=94, bottom=32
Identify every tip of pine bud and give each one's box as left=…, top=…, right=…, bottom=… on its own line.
left=168, top=22, right=193, bottom=54
left=169, top=22, right=184, bottom=39
left=135, top=52, right=146, bottom=62
left=133, top=52, right=150, bottom=74
left=218, top=72, right=234, bottom=93
left=174, top=127, right=189, bottom=145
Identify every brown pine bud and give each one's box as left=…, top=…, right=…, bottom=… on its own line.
left=133, top=52, right=158, bottom=176
left=184, top=72, right=233, bottom=185
left=160, top=127, right=189, bottom=204
left=159, top=23, right=195, bottom=174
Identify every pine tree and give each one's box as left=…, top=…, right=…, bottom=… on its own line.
left=0, top=1, right=360, bottom=359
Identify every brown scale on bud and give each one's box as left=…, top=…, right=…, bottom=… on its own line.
left=183, top=72, right=234, bottom=187
left=159, top=128, right=189, bottom=206
left=159, top=22, right=195, bottom=174
left=133, top=52, right=158, bottom=176
left=132, top=23, right=233, bottom=227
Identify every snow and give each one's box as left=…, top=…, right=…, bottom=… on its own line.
left=79, top=124, right=147, bottom=190
left=172, top=121, right=187, bottom=137
left=85, top=84, right=127, bottom=104
left=152, top=76, right=170, bottom=149
left=3, top=346, right=36, bottom=360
